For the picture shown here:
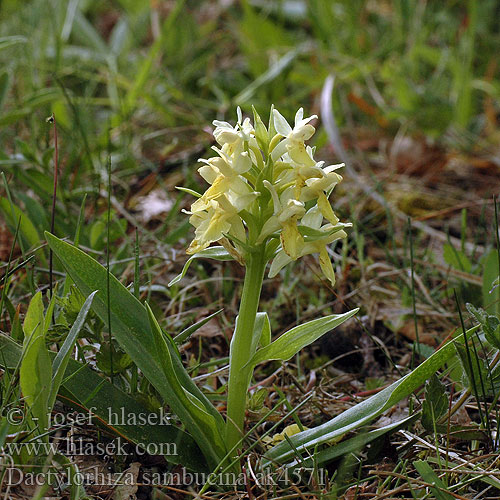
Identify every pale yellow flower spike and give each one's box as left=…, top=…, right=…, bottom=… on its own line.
left=185, top=106, right=350, bottom=287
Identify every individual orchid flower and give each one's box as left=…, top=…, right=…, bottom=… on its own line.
left=259, top=182, right=305, bottom=259
left=301, top=164, right=344, bottom=225
left=191, top=152, right=256, bottom=213
left=271, top=108, right=317, bottom=165
left=186, top=196, right=244, bottom=255
left=273, top=150, right=337, bottom=199
left=269, top=205, right=350, bottom=285
left=213, top=107, right=258, bottom=157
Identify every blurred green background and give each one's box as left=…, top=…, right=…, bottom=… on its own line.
left=0, top=0, right=498, bottom=257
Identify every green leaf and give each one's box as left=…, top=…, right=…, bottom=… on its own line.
left=264, top=324, right=480, bottom=466
left=96, top=347, right=132, bottom=375
left=248, top=387, right=268, bottom=411
left=443, top=243, right=471, bottom=273
left=71, top=9, right=108, bottom=53
left=20, top=337, right=51, bottom=436
left=175, top=186, right=202, bottom=198
left=466, top=303, right=500, bottom=350
left=23, top=291, right=44, bottom=346
left=413, top=460, right=455, bottom=500
left=256, top=313, right=271, bottom=347
left=482, top=250, right=500, bottom=318
left=109, top=17, right=131, bottom=56
left=168, top=246, right=233, bottom=286
left=173, top=309, right=223, bottom=344
left=255, top=312, right=271, bottom=348
left=252, top=105, right=269, bottom=155
left=45, top=232, right=226, bottom=469
left=421, top=375, right=448, bottom=432
left=43, top=289, right=57, bottom=337
left=0, top=197, right=45, bottom=264
left=60, top=285, right=87, bottom=325
left=288, top=414, right=418, bottom=470
left=298, top=223, right=349, bottom=242
left=49, top=291, right=97, bottom=411
left=20, top=293, right=51, bottom=439
left=453, top=342, right=496, bottom=399
left=248, top=309, right=359, bottom=367
left=146, top=304, right=226, bottom=465
left=0, top=333, right=206, bottom=471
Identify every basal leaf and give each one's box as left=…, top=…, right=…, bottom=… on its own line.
left=49, top=291, right=97, bottom=410
left=0, top=333, right=206, bottom=471
left=20, top=336, right=51, bottom=438
left=20, top=293, right=51, bottom=440
left=264, top=324, right=480, bottom=466
left=287, top=414, right=418, bottom=469
left=45, top=232, right=226, bottom=469
left=23, top=291, right=44, bottom=346
left=146, top=303, right=227, bottom=465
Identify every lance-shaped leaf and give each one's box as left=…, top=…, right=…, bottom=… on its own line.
left=264, top=324, right=480, bottom=466
left=22, top=291, right=44, bottom=346
left=0, top=333, right=206, bottom=471
left=173, top=309, right=223, bottom=345
left=254, top=312, right=271, bottom=349
left=48, top=291, right=97, bottom=410
left=45, top=232, right=226, bottom=469
left=146, top=303, right=226, bottom=463
left=287, top=413, right=418, bottom=470
left=247, top=309, right=358, bottom=367
left=20, top=292, right=51, bottom=439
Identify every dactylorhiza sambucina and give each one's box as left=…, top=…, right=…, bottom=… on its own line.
left=176, top=106, right=356, bottom=458
left=185, top=106, right=351, bottom=286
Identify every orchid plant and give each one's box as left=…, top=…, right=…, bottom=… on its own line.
left=42, top=106, right=484, bottom=479
left=181, top=106, right=357, bottom=456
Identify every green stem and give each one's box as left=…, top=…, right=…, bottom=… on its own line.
left=225, top=248, right=266, bottom=461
